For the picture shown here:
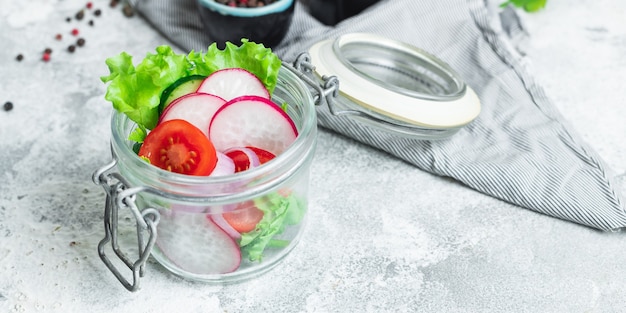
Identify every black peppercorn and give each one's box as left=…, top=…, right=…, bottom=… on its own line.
left=76, top=9, right=85, bottom=20
left=77, top=38, right=86, bottom=47
left=3, top=102, right=13, bottom=112
left=68, top=45, right=76, bottom=53
left=16, top=54, right=24, bottom=61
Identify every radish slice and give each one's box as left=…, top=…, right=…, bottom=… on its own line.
left=159, top=92, right=226, bottom=137
left=210, top=152, right=236, bottom=177
left=196, top=68, right=270, bottom=101
left=209, top=96, right=298, bottom=155
left=210, top=213, right=242, bottom=240
left=156, top=211, right=241, bottom=275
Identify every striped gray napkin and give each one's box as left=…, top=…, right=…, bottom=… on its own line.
left=131, top=0, right=626, bottom=230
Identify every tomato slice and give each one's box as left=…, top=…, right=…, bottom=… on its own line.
left=138, top=119, right=217, bottom=176
left=246, top=146, right=275, bottom=164
left=222, top=201, right=264, bottom=233
left=225, top=149, right=252, bottom=173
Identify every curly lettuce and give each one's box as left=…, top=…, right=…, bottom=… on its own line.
left=239, top=193, right=306, bottom=262
left=100, top=39, right=282, bottom=131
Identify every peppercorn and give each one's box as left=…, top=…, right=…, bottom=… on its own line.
left=71, top=28, right=79, bottom=36
left=86, top=2, right=93, bottom=9
left=76, top=9, right=85, bottom=20
left=16, top=54, right=23, bottom=61
left=88, top=20, right=94, bottom=26
left=110, top=0, right=118, bottom=8
left=77, top=38, right=86, bottom=47
left=122, top=4, right=134, bottom=17
left=68, top=45, right=76, bottom=53
left=94, top=8, right=102, bottom=16
left=3, top=102, right=13, bottom=111
left=42, top=53, right=51, bottom=62
left=66, top=17, right=71, bottom=22
left=44, top=48, right=52, bottom=54
left=55, top=33, right=63, bottom=40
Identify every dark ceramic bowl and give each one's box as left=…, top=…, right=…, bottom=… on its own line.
left=301, top=0, right=380, bottom=25
left=197, top=0, right=295, bottom=49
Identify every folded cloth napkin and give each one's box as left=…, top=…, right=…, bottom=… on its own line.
left=131, top=0, right=626, bottom=231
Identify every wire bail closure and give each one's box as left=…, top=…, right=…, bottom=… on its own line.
left=92, top=159, right=160, bottom=292
left=284, top=52, right=475, bottom=139
left=291, top=33, right=481, bottom=140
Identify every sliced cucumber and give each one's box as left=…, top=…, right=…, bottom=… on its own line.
left=158, top=75, right=206, bottom=115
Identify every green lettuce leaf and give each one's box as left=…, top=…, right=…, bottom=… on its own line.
left=239, top=193, right=306, bottom=262
left=500, top=0, right=547, bottom=12
left=101, top=40, right=282, bottom=131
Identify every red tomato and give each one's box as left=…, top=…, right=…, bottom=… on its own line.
left=223, top=201, right=264, bottom=233
left=246, top=146, right=275, bottom=164
left=225, top=149, right=252, bottom=173
left=138, top=119, right=217, bottom=176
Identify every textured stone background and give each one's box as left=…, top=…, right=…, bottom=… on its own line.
left=0, top=0, right=625, bottom=312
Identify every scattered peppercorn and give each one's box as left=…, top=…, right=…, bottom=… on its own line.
left=42, top=53, right=51, bottom=62
left=94, top=8, right=102, bottom=16
left=110, top=0, right=119, bottom=8
left=16, top=54, right=23, bottom=61
left=68, top=45, right=76, bottom=53
left=44, top=47, right=52, bottom=54
left=86, top=2, right=93, bottom=9
left=122, top=4, right=134, bottom=17
left=55, top=33, right=63, bottom=40
left=66, top=17, right=71, bottom=22
left=88, top=20, right=94, bottom=26
left=3, top=102, right=13, bottom=111
left=77, top=38, right=86, bottom=47
left=71, top=28, right=79, bottom=36
left=76, top=9, right=85, bottom=20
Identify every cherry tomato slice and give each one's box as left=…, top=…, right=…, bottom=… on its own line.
left=246, top=146, right=275, bottom=164
left=222, top=201, right=264, bottom=233
left=225, top=149, right=252, bottom=173
left=138, top=119, right=217, bottom=176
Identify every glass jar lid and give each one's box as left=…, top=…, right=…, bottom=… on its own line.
left=307, top=33, right=481, bottom=136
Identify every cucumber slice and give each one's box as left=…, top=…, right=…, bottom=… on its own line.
left=158, top=75, right=206, bottom=114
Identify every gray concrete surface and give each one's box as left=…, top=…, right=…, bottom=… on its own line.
left=1, top=0, right=625, bottom=312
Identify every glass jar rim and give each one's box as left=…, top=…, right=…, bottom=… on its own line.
left=110, top=63, right=317, bottom=200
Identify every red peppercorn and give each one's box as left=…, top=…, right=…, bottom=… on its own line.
left=71, top=28, right=79, bottom=36
left=42, top=53, right=51, bottom=62
left=55, top=33, right=62, bottom=40
left=86, top=2, right=93, bottom=9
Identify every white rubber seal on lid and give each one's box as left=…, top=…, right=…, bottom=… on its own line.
left=308, top=33, right=481, bottom=129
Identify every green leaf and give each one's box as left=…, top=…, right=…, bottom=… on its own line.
left=101, top=40, right=282, bottom=134
left=239, top=192, right=306, bottom=262
left=500, top=0, right=547, bottom=12
left=128, top=125, right=147, bottom=143
left=523, top=0, right=546, bottom=12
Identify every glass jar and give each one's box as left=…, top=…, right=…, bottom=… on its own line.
left=94, top=32, right=480, bottom=291
left=93, top=63, right=317, bottom=291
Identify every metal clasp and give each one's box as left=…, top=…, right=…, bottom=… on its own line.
left=92, top=159, right=160, bottom=292
left=285, top=53, right=360, bottom=117
left=285, top=52, right=464, bottom=140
